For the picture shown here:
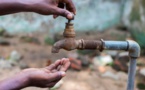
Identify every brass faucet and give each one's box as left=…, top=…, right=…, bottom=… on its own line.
left=51, top=20, right=103, bottom=53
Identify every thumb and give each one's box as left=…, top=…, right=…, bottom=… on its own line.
left=49, top=71, right=66, bottom=82
left=54, top=8, right=74, bottom=19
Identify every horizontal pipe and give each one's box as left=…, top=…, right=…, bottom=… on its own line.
left=52, top=39, right=140, bottom=90
left=104, top=41, right=128, bottom=51
left=79, top=40, right=102, bottom=50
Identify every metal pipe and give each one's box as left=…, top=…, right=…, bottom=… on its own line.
left=127, top=40, right=140, bottom=58
left=127, top=58, right=137, bottom=90
left=104, top=40, right=140, bottom=90
left=52, top=20, right=140, bottom=90
left=104, top=41, right=128, bottom=50
left=52, top=39, right=140, bottom=90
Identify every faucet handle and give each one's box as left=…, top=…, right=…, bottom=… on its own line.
left=63, top=22, right=75, bottom=38
left=68, top=20, right=72, bottom=23
left=68, top=15, right=74, bottom=23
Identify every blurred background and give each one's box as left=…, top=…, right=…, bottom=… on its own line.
left=0, top=0, right=145, bottom=90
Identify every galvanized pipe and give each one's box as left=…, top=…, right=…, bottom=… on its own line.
left=104, top=41, right=140, bottom=90
left=104, top=41, right=128, bottom=50
left=52, top=21, right=140, bottom=90
left=127, top=58, right=137, bottom=90
left=52, top=39, right=140, bottom=90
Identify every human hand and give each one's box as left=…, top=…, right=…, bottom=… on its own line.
left=0, top=58, right=70, bottom=90
left=22, top=58, right=70, bottom=88
left=28, top=0, right=76, bottom=19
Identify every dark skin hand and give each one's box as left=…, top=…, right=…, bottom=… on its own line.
left=0, top=58, right=70, bottom=90
left=0, top=0, right=75, bottom=89
left=0, top=0, right=76, bottom=19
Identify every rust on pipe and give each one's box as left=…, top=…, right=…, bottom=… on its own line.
left=79, top=40, right=104, bottom=51
left=51, top=20, right=104, bottom=53
left=51, top=38, right=104, bottom=53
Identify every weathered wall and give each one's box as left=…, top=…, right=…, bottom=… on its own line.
left=0, top=0, right=131, bottom=33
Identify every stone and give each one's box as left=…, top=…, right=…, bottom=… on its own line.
left=101, top=71, right=119, bottom=80
left=92, top=54, right=113, bottom=66
left=0, top=38, right=10, bottom=46
left=0, top=59, right=12, bottom=69
left=78, top=55, right=90, bottom=67
left=10, top=50, right=22, bottom=61
left=69, top=58, right=82, bottom=71
left=112, top=52, right=129, bottom=72
left=50, top=80, right=63, bottom=90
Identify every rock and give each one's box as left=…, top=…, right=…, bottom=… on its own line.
left=10, top=50, right=22, bottom=61
left=112, top=52, right=129, bottom=72
left=137, top=68, right=145, bottom=90
left=68, top=52, right=78, bottom=59
left=118, top=52, right=129, bottom=57
left=69, top=58, right=82, bottom=71
left=92, top=54, right=113, bottom=66
left=78, top=55, right=90, bottom=67
left=101, top=71, right=128, bottom=81
left=101, top=71, right=119, bottom=80
left=0, top=38, right=10, bottom=46
left=68, top=52, right=90, bottom=67
left=19, top=62, right=29, bottom=69
left=139, top=68, right=145, bottom=76
left=0, top=59, right=13, bottom=69
left=117, top=72, right=128, bottom=81
left=98, top=66, right=106, bottom=73
left=50, top=80, right=63, bottom=90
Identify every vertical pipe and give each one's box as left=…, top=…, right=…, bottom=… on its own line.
left=127, top=58, right=137, bottom=90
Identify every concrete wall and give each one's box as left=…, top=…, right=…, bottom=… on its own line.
left=0, top=0, right=132, bottom=33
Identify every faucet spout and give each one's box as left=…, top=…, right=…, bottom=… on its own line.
left=52, top=39, right=104, bottom=53
left=51, top=38, right=78, bottom=53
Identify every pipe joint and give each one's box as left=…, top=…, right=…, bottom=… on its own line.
left=127, top=40, right=140, bottom=58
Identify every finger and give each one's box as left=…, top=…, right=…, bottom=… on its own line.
left=54, top=60, right=61, bottom=68
left=57, top=65, right=61, bottom=71
left=51, top=69, right=57, bottom=73
left=60, top=58, right=70, bottom=71
left=53, top=3, right=64, bottom=19
left=58, top=2, right=65, bottom=9
left=49, top=71, right=66, bottom=82
left=53, top=7, right=74, bottom=19
left=46, top=64, right=56, bottom=70
left=46, top=60, right=61, bottom=70
left=65, top=0, right=76, bottom=14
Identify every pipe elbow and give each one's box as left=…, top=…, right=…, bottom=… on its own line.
left=127, top=40, right=141, bottom=58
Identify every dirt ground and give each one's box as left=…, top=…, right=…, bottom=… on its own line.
left=0, top=67, right=127, bottom=90
left=0, top=29, right=142, bottom=90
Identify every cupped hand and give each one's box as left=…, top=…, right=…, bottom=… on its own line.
left=22, top=58, right=70, bottom=88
